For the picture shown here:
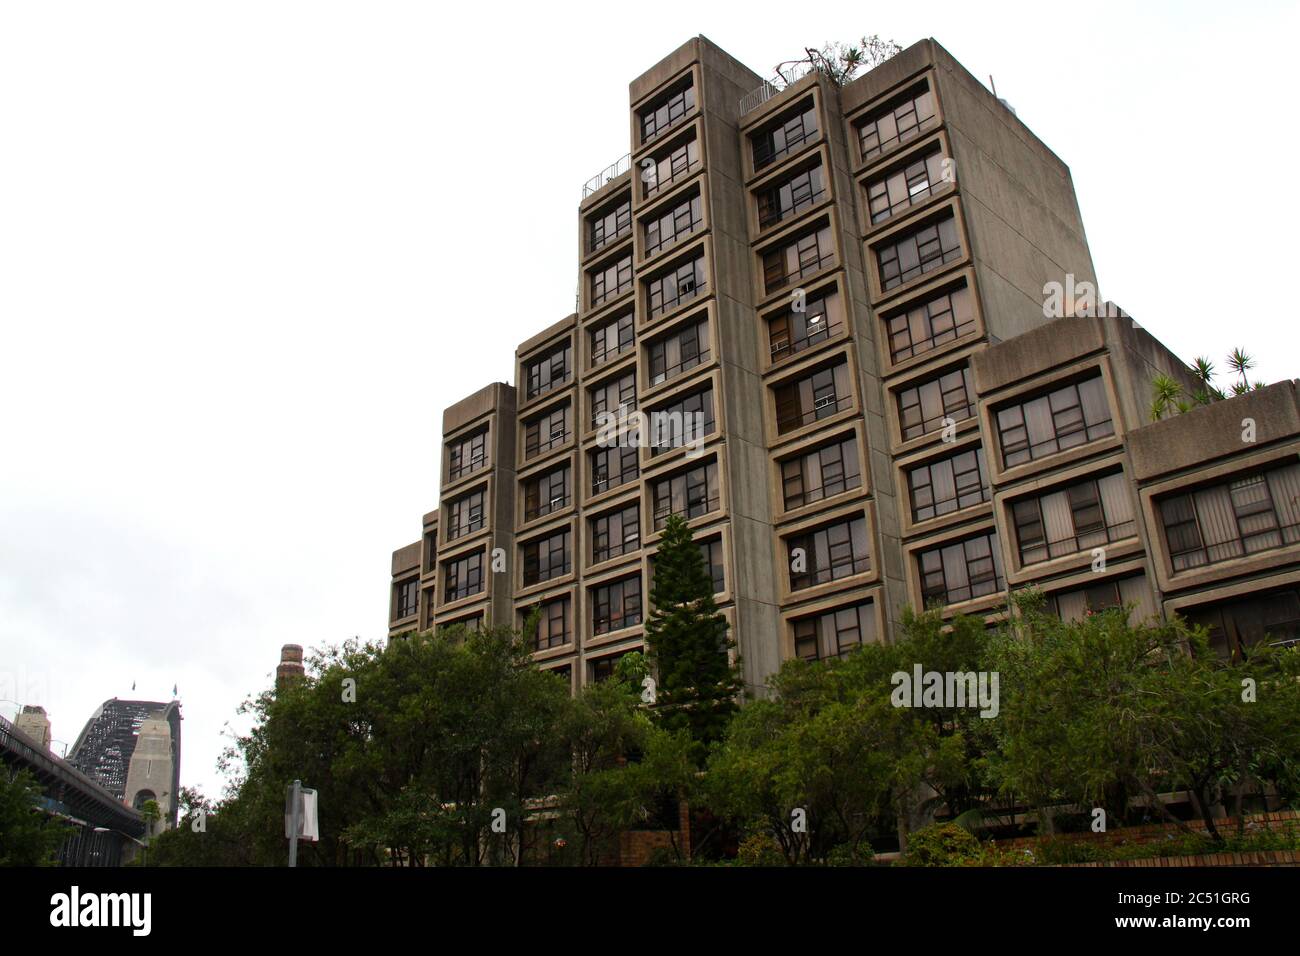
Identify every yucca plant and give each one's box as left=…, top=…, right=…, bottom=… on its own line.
left=1150, top=347, right=1262, bottom=420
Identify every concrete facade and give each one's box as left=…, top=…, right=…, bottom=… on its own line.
left=387, top=36, right=1299, bottom=689
left=14, top=704, right=52, bottom=750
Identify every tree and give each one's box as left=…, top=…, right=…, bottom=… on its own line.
left=0, top=767, right=69, bottom=866
left=155, top=623, right=574, bottom=867
left=986, top=592, right=1300, bottom=839
left=774, top=35, right=902, bottom=87
left=706, top=608, right=997, bottom=863
left=556, top=671, right=694, bottom=865
left=643, top=515, right=743, bottom=762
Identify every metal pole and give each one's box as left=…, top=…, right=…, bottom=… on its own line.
left=288, top=779, right=301, bottom=868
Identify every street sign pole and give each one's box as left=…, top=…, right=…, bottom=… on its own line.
left=288, top=778, right=301, bottom=868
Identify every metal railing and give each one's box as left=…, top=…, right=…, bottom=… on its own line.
left=739, top=63, right=813, bottom=116
left=581, top=153, right=631, bottom=200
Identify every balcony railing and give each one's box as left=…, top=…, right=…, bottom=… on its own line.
left=1171, top=521, right=1300, bottom=572
left=738, top=62, right=812, bottom=116
left=777, top=392, right=853, bottom=433
left=1020, top=517, right=1137, bottom=567
left=790, top=555, right=870, bottom=591
left=582, top=153, right=631, bottom=200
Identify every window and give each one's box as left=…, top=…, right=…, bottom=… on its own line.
left=523, top=466, right=569, bottom=522
left=590, top=650, right=637, bottom=683
left=647, top=388, right=715, bottom=455
left=885, top=282, right=976, bottom=363
left=781, top=435, right=862, bottom=511
left=1183, top=587, right=1300, bottom=660
left=918, top=532, right=1004, bottom=606
left=589, top=371, right=637, bottom=428
left=394, top=578, right=418, bottom=620
left=648, top=317, right=709, bottom=385
left=768, top=287, right=843, bottom=361
left=524, top=403, right=570, bottom=459
left=529, top=597, right=570, bottom=651
left=794, top=602, right=876, bottom=661
left=995, top=375, right=1114, bottom=467
left=522, top=530, right=570, bottom=586
left=1011, top=473, right=1136, bottom=565
left=647, top=255, right=707, bottom=318
left=757, top=165, right=826, bottom=229
left=1048, top=575, right=1157, bottom=626
left=590, top=445, right=639, bottom=495
left=867, top=146, right=948, bottom=224
left=652, top=459, right=720, bottom=530
left=590, top=312, right=634, bottom=367
left=699, top=538, right=725, bottom=594
left=439, top=612, right=482, bottom=635
left=641, top=81, right=695, bottom=143
left=592, top=576, right=642, bottom=634
left=857, top=84, right=937, bottom=162
left=775, top=361, right=852, bottom=433
left=752, top=101, right=818, bottom=170
left=1158, top=463, right=1300, bottom=572
left=648, top=537, right=724, bottom=594
left=644, top=193, right=703, bottom=257
left=907, top=446, right=989, bottom=523
left=897, top=366, right=974, bottom=441
left=525, top=344, right=572, bottom=400
left=446, top=488, right=486, bottom=540
left=591, top=504, right=640, bottom=564
left=876, top=214, right=962, bottom=291
left=443, top=550, right=484, bottom=602
left=590, top=255, right=633, bottom=307
left=589, top=198, right=631, bottom=253
left=645, top=137, right=699, bottom=198
left=762, top=225, right=834, bottom=294
left=424, top=530, right=437, bottom=573
left=421, top=586, right=435, bottom=629
left=787, top=516, right=870, bottom=590
left=447, top=429, right=487, bottom=481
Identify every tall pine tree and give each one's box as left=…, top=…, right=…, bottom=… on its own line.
left=645, top=515, right=743, bottom=762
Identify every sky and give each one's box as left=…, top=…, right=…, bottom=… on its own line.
left=1, top=0, right=1297, bottom=802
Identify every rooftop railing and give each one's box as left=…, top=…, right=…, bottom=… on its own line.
left=581, top=153, right=631, bottom=200
left=738, top=62, right=813, bottom=117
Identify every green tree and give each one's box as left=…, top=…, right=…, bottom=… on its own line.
left=160, top=623, right=573, bottom=867
left=556, top=671, right=694, bottom=865
left=644, top=515, right=743, bottom=762
left=986, top=592, right=1300, bottom=839
left=706, top=608, right=996, bottom=863
left=0, top=767, right=69, bottom=866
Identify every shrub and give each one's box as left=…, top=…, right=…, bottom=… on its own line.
left=736, top=831, right=785, bottom=866
left=902, top=822, right=982, bottom=866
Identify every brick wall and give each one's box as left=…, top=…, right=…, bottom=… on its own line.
left=1003, top=809, right=1299, bottom=850
left=1068, top=850, right=1300, bottom=867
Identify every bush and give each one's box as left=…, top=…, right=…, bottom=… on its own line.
left=902, top=823, right=982, bottom=867
left=735, top=831, right=785, bottom=866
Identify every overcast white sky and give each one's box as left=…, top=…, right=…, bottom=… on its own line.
left=1, top=0, right=1297, bottom=802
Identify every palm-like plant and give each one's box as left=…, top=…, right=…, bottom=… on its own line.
left=1226, top=348, right=1255, bottom=391
left=1149, top=373, right=1185, bottom=422
left=1150, top=347, right=1262, bottom=420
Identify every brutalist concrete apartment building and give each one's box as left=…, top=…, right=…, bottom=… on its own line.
left=387, top=36, right=1300, bottom=691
